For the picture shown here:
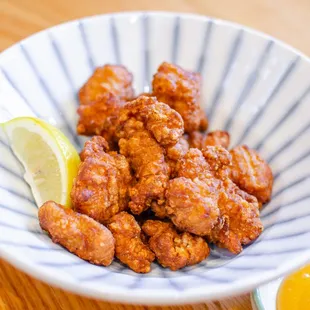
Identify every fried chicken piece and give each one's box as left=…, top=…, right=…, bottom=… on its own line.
left=117, top=96, right=184, bottom=146
left=79, top=135, right=109, bottom=160
left=166, top=146, right=263, bottom=254
left=201, top=145, right=232, bottom=176
left=166, top=135, right=189, bottom=177
left=118, top=130, right=169, bottom=215
left=176, top=147, right=216, bottom=180
left=229, top=145, right=273, bottom=203
left=152, top=62, right=208, bottom=132
left=166, top=149, right=221, bottom=235
left=77, top=92, right=124, bottom=147
left=79, top=65, right=134, bottom=104
left=166, top=136, right=190, bottom=162
left=202, top=146, right=263, bottom=253
left=209, top=178, right=263, bottom=254
left=117, top=96, right=184, bottom=214
left=77, top=65, right=134, bottom=147
left=142, top=220, right=209, bottom=271
left=107, top=212, right=155, bottom=273
left=71, top=136, right=132, bottom=223
left=150, top=202, right=168, bottom=219
left=39, top=201, right=115, bottom=266
left=151, top=136, right=190, bottom=219
left=166, top=177, right=219, bottom=236
left=189, top=130, right=230, bottom=150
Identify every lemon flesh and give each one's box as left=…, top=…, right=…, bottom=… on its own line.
left=3, top=117, right=80, bottom=207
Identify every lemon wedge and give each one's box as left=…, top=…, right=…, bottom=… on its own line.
left=3, top=117, right=80, bottom=207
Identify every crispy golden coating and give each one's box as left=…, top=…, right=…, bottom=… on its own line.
left=118, top=130, right=169, bottom=215
left=77, top=92, right=124, bottom=147
left=117, top=95, right=184, bottom=145
left=165, top=135, right=189, bottom=178
left=77, top=65, right=134, bottom=147
left=166, top=146, right=263, bottom=254
left=176, top=147, right=216, bottom=181
left=166, top=177, right=220, bottom=236
left=166, top=136, right=190, bottom=162
left=150, top=202, right=168, bottom=219
left=202, top=146, right=263, bottom=254
left=142, top=220, right=209, bottom=271
left=117, top=96, right=184, bottom=214
left=209, top=178, right=263, bottom=254
left=79, top=65, right=134, bottom=104
left=189, top=130, right=230, bottom=150
left=107, top=212, right=155, bottom=273
left=156, top=137, right=189, bottom=218
left=152, top=62, right=208, bottom=132
left=229, top=145, right=273, bottom=203
left=166, top=149, right=221, bottom=235
left=201, top=145, right=232, bottom=176
left=71, top=136, right=132, bottom=223
left=79, top=135, right=109, bottom=160
left=39, top=201, right=115, bottom=266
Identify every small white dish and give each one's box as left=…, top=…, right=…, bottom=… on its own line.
left=0, top=11, right=310, bottom=305
left=251, top=279, right=282, bottom=310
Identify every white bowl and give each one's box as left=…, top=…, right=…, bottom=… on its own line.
left=0, top=11, right=310, bottom=305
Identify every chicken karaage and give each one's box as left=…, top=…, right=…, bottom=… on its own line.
left=71, top=136, right=132, bottom=223
left=39, top=201, right=115, bottom=266
left=165, top=135, right=190, bottom=178
left=209, top=177, right=263, bottom=254
left=79, top=64, right=134, bottom=104
left=229, top=145, right=273, bottom=204
left=108, top=212, right=155, bottom=273
left=188, top=130, right=230, bottom=150
left=37, top=61, right=273, bottom=273
left=152, top=62, right=208, bottom=133
left=77, top=65, right=134, bottom=147
left=166, top=148, right=221, bottom=236
left=117, top=95, right=184, bottom=215
left=77, top=92, right=123, bottom=147
left=166, top=146, right=263, bottom=254
left=142, top=220, right=210, bottom=271
left=203, top=146, right=263, bottom=254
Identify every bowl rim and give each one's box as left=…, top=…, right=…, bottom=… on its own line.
left=251, top=277, right=283, bottom=310
left=1, top=11, right=309, bottom=63
left=251, top=288, right=267, bottom=310
left=1, top=10, right=310, bottom=305
left=2, top=248, right=310, bottom=305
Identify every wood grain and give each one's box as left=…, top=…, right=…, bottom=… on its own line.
left=1, top=0, right=309, bottom=309
left=1, top=0, right=310, bottom=55
left=0, top=259, right=251, bottom=309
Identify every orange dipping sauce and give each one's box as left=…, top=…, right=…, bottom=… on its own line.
left=277, top=264, right=310, bottom=310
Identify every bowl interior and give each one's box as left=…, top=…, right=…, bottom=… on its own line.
left=0, top=12, right=310, bottom=304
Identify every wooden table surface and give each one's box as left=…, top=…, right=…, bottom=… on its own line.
left=1, top=1, right=309, bottom=309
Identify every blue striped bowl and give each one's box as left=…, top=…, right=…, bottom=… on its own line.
left=0, top=12, right=310, bottom=305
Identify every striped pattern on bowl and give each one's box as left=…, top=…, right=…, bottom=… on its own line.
left=0, top=12, right=309, bottom=305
